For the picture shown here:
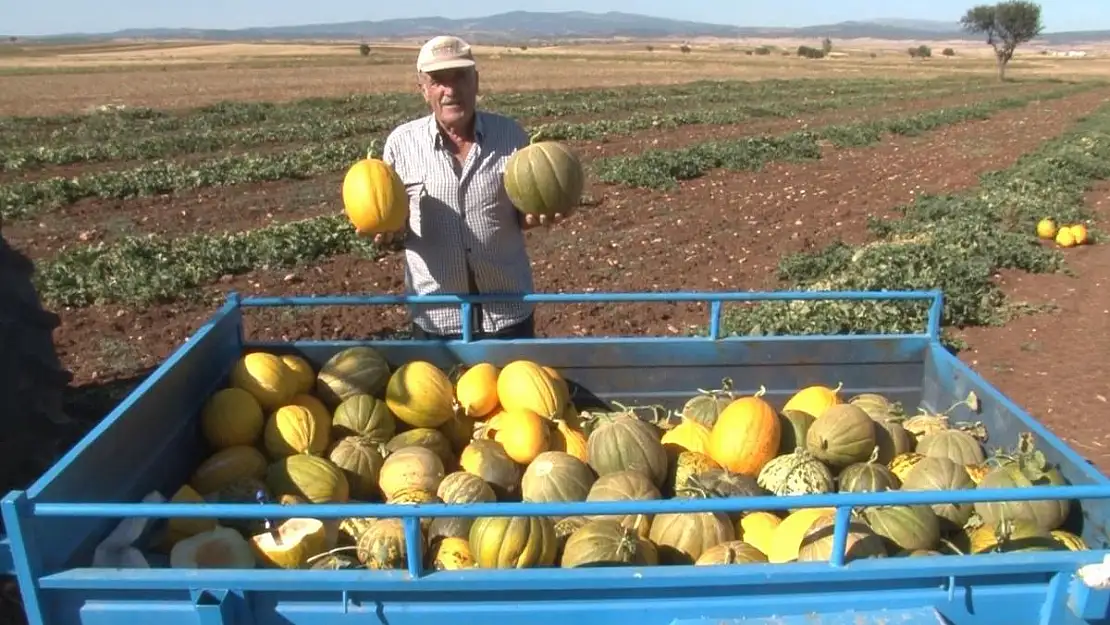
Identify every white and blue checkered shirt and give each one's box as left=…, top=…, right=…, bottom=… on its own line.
left=382, top=111, right=535, bottom=335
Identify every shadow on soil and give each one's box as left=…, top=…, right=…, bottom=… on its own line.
left=2, top=368, right=153, bottom=625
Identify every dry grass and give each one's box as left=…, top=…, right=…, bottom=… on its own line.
left=0, top=38, right=1107, bottom=115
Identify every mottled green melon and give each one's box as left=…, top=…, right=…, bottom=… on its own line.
left=916, top=429, right=985, bottom=467
left=861, top=505, right=941, bottom=553
left=900, top=456, right=974, bottom=530
left=266, top=454, right=350, bottom=504
left=838, top=457, right=901, bottom=493
left=804, top=404, right=877, bottom=470
left=502, top=141, right=585, bottom=217
left=327, top=435, right=385, bottom=501
left=331, top=393, right=395, bottom=443
left=756, top=448, right=835, bottom=497
left=316, top=347, right=392, bottom=409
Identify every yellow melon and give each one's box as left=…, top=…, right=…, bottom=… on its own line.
left=189, top=445, right=269, bottom=495
left=385, top=361, right=455, bottom=428
left=200, top=387, right=264, bottom=450
left=456, top=363, right=500, bottom=418
left=496, top=360, right=565, bottom=419
left=341, top=158, right=409, bottom=235
left=264, top=405, right=329, bottom=459
left=280, top=354, right=316, bottom=395
left=230, top=352, right=297, bottom=410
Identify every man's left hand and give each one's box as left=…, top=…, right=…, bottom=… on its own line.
left=521, top=212, right=569, bottom=229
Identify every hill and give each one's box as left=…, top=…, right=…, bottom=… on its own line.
left=16, top=11, right=1110, bottom=45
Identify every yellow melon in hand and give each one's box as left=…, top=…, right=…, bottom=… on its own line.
left=342, top=158, right=409, bottom=235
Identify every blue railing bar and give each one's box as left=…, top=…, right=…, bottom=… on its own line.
left=242, top=334, right=933, bottom=348
left=236, top=290, right=943, bottom=307
left=708, top=300, right=722, bottom=339
left=29, top=483, right=1110, bottom=519
left=33, top=551, right=1109, bottom=592
left=403, top=517, right=423, bottom=578
left=460, top=302, right=473, bottom=343
left=829, top=506, right=853, bottom=568
left=927, top=291, right=945, bottom=339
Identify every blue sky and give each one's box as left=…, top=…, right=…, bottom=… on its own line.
left=5, top=0, right=1106, bottom=37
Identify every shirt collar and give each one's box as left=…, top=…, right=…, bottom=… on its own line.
left=427, top=111, right=484, bottom=149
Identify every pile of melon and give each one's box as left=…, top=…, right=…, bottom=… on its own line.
left=145, top=347, right=1089, bottom=571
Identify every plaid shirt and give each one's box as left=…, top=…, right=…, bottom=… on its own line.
left=382, top=111, right=535, bottom=335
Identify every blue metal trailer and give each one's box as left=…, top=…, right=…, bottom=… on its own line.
left=3, top=290, right=1110, bottom=625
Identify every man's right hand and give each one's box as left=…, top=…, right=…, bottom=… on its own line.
left=372, top=230, right=405, bottom=250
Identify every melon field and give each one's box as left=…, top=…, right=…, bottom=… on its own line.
left=3, top=37, right=1110, bottom=621
left=3, top=40, right=1110, bottom=578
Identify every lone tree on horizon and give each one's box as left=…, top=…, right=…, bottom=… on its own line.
left=960, top=1, right=1044, bottom=81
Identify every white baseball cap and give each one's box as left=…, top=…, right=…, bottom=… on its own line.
left=417, top=35, right=476, bottom=73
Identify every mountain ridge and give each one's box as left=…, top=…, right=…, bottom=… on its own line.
left=14, top=11, right=1110, bottom=46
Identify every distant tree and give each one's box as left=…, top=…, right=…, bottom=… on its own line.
left=646, top=44, right=654, bottom=52
left=943, top=47, right=956, bottom=56
left=754, top=46, right=772, bottom=55
left=797, top=45, right=825, bottom=59
left=908, top=45, right=932, bottom=58
left=359, top=43, right=370, bottom=57
left=960, top=0, right=1044, bottom=80
left=679, top=44, right=691, bottom=54
left=822, top=37, right=833, bottom=55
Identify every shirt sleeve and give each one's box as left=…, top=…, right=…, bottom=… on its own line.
left=381, top=130, right=399, bottom=167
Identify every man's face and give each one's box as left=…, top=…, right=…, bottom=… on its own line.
left=419, top=67, right=479, bottom=128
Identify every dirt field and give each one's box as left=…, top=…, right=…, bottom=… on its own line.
left=1, top=37, right=1108, bottom=114
left=3, top=36, right=1110, bottom=621
left=1, top=36, right=1109, bottom=472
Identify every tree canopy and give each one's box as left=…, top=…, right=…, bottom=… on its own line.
left=960, top=1, right=1044, bottom=80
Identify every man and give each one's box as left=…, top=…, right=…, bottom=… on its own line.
left=377, top=35, right=566, bottom=341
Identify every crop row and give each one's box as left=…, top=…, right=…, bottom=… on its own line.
left=32, top=89, right=1090, bottom=310
left=1, top=79, right=1011, bottom=171
left=0, top=75, right=989, bottom=144
left=591, top=84, right=1094, bottom=190
left=718, top=99, right=1110, bottom=345
left=0, top=84, right=1070, bottom=222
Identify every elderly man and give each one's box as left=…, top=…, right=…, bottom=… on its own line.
left=377, top=35, right=565, bottom=341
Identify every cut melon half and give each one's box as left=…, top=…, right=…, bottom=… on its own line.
left=169, top=526, right=256, bottom=569
left=251, top=517, right=329, bottom=569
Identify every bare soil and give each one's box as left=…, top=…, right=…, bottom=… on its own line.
left=956, top=181, right=1110, bottom=470
left=4, top=82, right=1059, bottom=260
left=44, top=88, right=1110, bottom=392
